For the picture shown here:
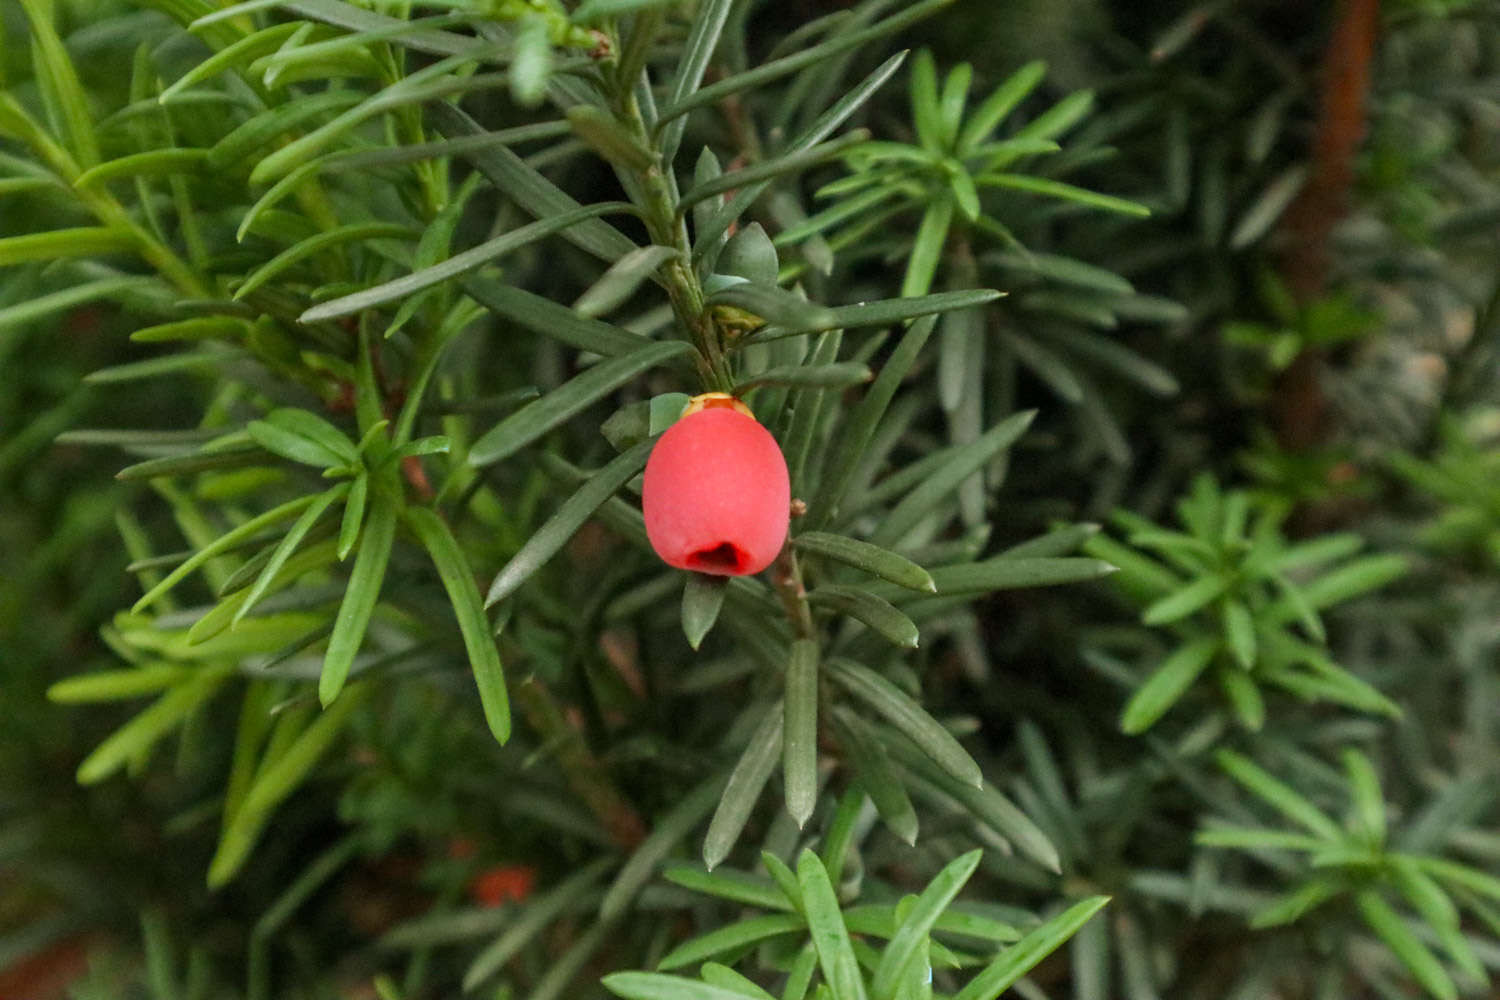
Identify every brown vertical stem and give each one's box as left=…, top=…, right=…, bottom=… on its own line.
left=772, top=546, right=816, bottom=640
left=515, top=677, right=647, bottom=851
left=1273, top=0, right=1381, bottom=450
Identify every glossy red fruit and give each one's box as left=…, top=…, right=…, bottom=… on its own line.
left=643, top=396, right=790, bottom=576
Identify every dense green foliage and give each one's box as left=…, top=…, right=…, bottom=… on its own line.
left=4, top=1, right=1500, bottom=998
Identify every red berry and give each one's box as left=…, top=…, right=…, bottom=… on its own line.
left=468, top=865, right=536, bottom=907
left=642, top=399, right=790, bottom=576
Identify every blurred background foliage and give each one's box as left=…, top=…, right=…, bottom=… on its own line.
left=3, top=0, right=1500, bottom=998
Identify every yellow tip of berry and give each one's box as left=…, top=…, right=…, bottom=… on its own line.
left=683, top=392, right=753, bottom=419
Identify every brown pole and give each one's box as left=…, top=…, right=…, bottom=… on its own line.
left=1274, top=0, right=1381, bottom=450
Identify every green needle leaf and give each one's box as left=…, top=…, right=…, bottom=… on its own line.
left=683, top=573, right=729, bottom=650
left=428, top=103, right=642, bottom=266
left=1389, top=859, right=1485, bottom=983
left=1222, top=599, right=1257, bottom=669
left=18, top=0, right=98, bottom=167
left=700, top=965, right=776, bottom=1000
left=940, top=64, right=972, bottom=147
left=735, top=362, right=873, bottom=393
left=951, top=168, right=982, bottom=223
left=1341, top=748, right=1386, bottom=845
left=90, top=351, right=248, bottom=387
left=793, top=532, right=935, bottom=592
left=1390, top=858, right=1459, bottom=930
left=74, top=149, right=208, bottom=189
left=957, top=59, right=1047, bottom=154
left=234, top=484, right=348, bottom=627
left=873, top=849, right=982, bottom=1000
left=781, top=946, right=818, bottom=1000
left=1196, top=824, right=1327, bottom=852
left=1250, top=878, right=1344, bottom=929
left=210, top=94, right=363, bottom=168
left=657, top=0, right=734, bottom=164
left=1119, top=636, right=1219, bottom=734
left=809, top=585, right=920, bottom=649
left=910, top=49, right=943, bottom=152
left=1215, top=749, right=1342, bottom=840
left=0, top=277, right=162, bottom=334
left=604, top=973, right=760, bottom=1000
left=130, top=317, right=251, bottom=344
left=574, top=245, right=680, bottom=319
left=1013, top=89, right=1095, bottom=143
left=468, top=278, right=647, bottom=357
left=404, top=507, right=510, bottom=744
left=678, top=131, right=871, bottom=211
left=112, top=447, right=259, bottom=482
left=1407, top=856, right=1500, bottom=905
left=663, top=866, right=792, bottom=912
left=159, top=22, right=303, bottom=103
left=719, top=220, right=778, bottom=289
left=574, top=0, right=679, bottom=21
left=1142, top=573, right=1232, bottom=626
left=703, top=705, right=783, bottom=871
left=797, top=849, right=868, bottom=1000
left=470, top=342, right=693, bottom=468
left=707, top=282, right=840, bottom=331
left=132, top=492, right=322, bottom=613
left=299, top=202, right=639, bottom=323
left=953, top=896, right=1109, bottom=1000
left=249, top=50, right=505, bottom=185
left=319, top=485, right=398, bottom=707
left=657, top=914, right=805, bottom=972
left=827, top=659, right=980, bottom=787
left=0, top=227, right=136, bottom=267
left=484, top=440, right=652, bottom=607
left=235, top=223, right=416, bottom=301
left=1218, top=666, right=1265, bottom=731
left=75, top=663, right=235, bottom=784
left=657, top=0, right=954, bottom=126
left=1355, top=889, right=1457, bottom=1000
left=830, top=709, right=919, bottom=845
left=1229, top=165, right=1308, bottom=249
left=880, top=725, right=1058, bottom=872
left=48, top=664, right=190, bottom=704
left=750, top=289, right=1002, bottom=342
left=1292, top=554, right=1409, bottom=611
left=337, top=474, right=369, bottom=561
left=978, top=173, right=1150, bottom=217
left=208, top=684, right=369, bottom=887
left=783, top=639, right=820, bottom=828
left=870, top=410, right=1035, bottom=548
left=248, top=409, right=358, bottom=467
left=902, top=197, right=954, bottom=299
left=811, top=314, right=937, bottom=528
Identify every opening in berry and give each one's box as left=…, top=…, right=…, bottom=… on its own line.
left=687, top=541, right=748, bottom=574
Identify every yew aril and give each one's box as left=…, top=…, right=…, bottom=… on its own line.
left=642, top=396, right=790, bottom=576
